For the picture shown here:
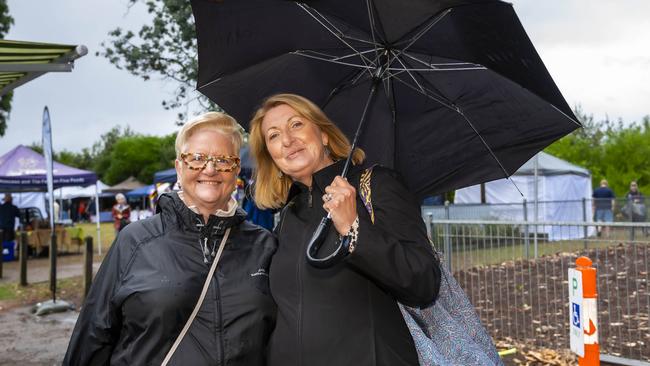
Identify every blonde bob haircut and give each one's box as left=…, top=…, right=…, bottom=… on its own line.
left=175, top=111, right=244, bottom=158
left=249, top=93, right=365, bottom=209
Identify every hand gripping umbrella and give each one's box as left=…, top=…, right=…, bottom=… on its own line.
left=191, top=0, right=581, bottom=267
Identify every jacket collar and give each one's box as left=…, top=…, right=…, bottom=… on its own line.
left=286, top=159, right=364, bottom=203
left=157, top=191, right=246, bottom=233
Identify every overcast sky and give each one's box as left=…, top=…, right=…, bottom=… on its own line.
left=1, top=0, right=649, bottom=155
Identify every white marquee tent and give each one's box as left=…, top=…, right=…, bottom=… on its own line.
left=455, top=152, right=594, bottom=240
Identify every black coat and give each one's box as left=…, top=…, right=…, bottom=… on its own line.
left=64, top=192, right=277, bottom=366
left=268, top=161, right=441, bottom=366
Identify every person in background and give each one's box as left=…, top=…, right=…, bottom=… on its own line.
left=53, top=200, right=60, bottom=223
left=592, top=179, right=615, bottom=237
left=0, top=193, right=20, bottom=243
left=625, top=180, right=647, bottom=237
left=77, top=200, right=86, bottom=222
left=111, top=193, right=131, bottom=234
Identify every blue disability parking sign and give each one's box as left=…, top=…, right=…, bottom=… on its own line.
left=572, top=302, right=581, bottom=328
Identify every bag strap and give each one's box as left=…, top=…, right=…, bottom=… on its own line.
left=161, top=227, right=232, bottom=366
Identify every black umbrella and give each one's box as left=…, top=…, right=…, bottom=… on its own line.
left=191, top=0, right=581, bottom=265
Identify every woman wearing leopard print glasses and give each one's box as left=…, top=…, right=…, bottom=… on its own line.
left=64, top=112, right=277, bottom=366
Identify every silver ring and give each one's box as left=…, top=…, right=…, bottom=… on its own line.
left=324, top=193, right=333, bottom=202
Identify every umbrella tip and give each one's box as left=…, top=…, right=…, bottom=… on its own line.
left=507, top=176, right=524, bottom=197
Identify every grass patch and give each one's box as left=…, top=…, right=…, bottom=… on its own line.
left=0, top=276, right=85, bottom=308
left=75, top=222, right=117, bottom=248
left=433, top=226, right=639, bottom=270
left=0, top=283, right=17, bottom=301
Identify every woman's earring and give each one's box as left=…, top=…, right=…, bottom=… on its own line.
left=324, top=144, right=331, bottom=157
left=277, top=170, right=284, bottom=178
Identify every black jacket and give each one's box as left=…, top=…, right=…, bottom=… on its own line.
left=268, top=161, right=441, bottom=366
left=64, top=192, right=277, bottom=366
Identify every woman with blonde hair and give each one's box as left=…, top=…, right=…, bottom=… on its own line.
left=250, top=93, right=441, bottom=366
left=64, top=112, right=276, bottom=365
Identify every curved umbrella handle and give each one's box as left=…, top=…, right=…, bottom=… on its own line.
left=305, top=216, right=352, bottom=268
left=306, top=79, right=379, bottom=269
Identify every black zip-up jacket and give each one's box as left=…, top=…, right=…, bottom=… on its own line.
left=268, top=161, right=441, bottom=366
left=63, top=192, right=277, bottom=366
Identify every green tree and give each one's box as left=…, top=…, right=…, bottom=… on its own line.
left=545, top=110, right=650, bottom=196
left=600, top=116, right=650, bottom=196
left=90, top=126, right=136, bottom=179
left=102, top=133, right=176, bottom=185
left=0, top=0, right=15, bottom=136
left=545, top=106, right=608, bottom=185
left=30, top=126, right=177, bottom=185
left=99, top=0, right=213, bottom=123
left=56, top=149, right=94, bottom=170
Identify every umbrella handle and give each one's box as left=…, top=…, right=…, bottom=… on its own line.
left=305, top=216, right=352, bottom=268
left=305, top=78, right=380, bottom=269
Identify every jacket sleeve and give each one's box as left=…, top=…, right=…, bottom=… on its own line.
left=63, top=235, right=129, bottom=365
left=346, top=167, right=441, bottom=308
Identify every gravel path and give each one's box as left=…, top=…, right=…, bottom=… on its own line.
left=1, top=254, right=102, bottom=285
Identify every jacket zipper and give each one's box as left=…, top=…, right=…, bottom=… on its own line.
left=297, top=228, right=304, bottom=366
left=209, top=230, right=226, bottom=366
left=308, top=185, right=313, bottom=208
left=214, top=273, right=226, bottom=366
left=299, top=188, right=310, bottom=365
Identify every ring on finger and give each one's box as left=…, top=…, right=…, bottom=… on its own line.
left=324, top=193, right=333, bottom=202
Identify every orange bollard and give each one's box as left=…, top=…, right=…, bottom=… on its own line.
left=576, top=256, right=599, bottom=366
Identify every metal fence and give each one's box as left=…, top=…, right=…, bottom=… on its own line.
left=423, top=198, right=650, bottom=224
left=425, top=218, right=650, bottom=363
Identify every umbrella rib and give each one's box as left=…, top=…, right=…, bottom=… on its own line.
left=388, top=66, right=488, bottom=72
left=292, top=51, right=373, bottom=70
left=351, top=67, right=369, bottom=85
left=392, top=75, right=514, bottom=181
left=302, top=4, right=383, bottom=48
left=365, top=0, right=382, bottom=63
left=296, top=49, right=377, bottom=62
left=322, top=68, right=370, bottom=108
left=549, top=104, right=583, bottom=127
left=297, top=3, right=376, bottom=75
left=400, top=52, right=487, bottom=71
left=391, top=74, right=455, bottom=110
left=199, top=76, right=222, bottom=90
left=389, top=50, right=425, bottom=94
left=392, top=9, right=452, bottom=60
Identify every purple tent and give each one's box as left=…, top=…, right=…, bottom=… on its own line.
left=0, top=145, right=97, bottom=192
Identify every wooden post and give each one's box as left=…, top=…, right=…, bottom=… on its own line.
left=19, top=231, right=28, bottom=286
left=84, top=236, right=93, bottom=299
left=0, top=229, right=3, bottom=279
left=50, top=233, right=57, bottom=302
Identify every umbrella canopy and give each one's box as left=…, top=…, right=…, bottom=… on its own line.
left=104, top=176, right=145, bottom=193
left=0, top=145, right=97, bottom=192
left=153, top=168, right=177, bottom=184
left=191, top=0, right=580, bottom=198
left=0, top=40, right=87, bottom=96
left=126, top=184, right=156, bottom=197
left=53, top=181, right=112, bottom=199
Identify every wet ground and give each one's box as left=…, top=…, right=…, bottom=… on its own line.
left=0, top=306, right=77, bottom=365
left=0, top=254, right=96, bottom=365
